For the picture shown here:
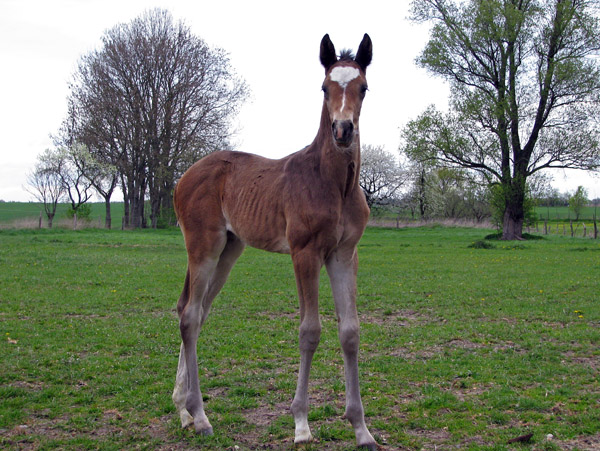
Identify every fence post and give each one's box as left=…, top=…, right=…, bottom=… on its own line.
left=39, top=211, right=42, bottom=229
left=544, top=221, right=547, bottom=235
left=570, top=220, right=574, bottom=238
left=594, top=219, right=598, bottom=239
left=583, top=223, right=586, bottom=238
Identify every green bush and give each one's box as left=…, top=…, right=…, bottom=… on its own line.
left=66, top=203, right=92, bottom=220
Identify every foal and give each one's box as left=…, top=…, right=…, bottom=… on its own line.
left=172, top=33, right=376, bottom=449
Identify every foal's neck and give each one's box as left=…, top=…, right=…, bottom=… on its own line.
left=311, top=102, right=361, bottom=194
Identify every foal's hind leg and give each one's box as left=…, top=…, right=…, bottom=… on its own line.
left=173, top=232, right=245, bottom=434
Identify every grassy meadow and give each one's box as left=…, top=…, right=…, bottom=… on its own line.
left=0, top=226, right=599, bottom=450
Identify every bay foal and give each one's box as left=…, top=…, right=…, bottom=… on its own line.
left=172, top=34, right=376, bottom=449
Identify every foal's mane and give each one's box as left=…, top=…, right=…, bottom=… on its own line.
left=338, top=49, right=355, bottom=61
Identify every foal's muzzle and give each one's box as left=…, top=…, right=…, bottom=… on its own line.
left=332, top=120, right=354, bottom=147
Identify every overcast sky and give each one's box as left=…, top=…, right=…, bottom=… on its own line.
left=1, top=0, right=597, bottom=202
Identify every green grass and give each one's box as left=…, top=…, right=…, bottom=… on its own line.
left=0, top=226, right=599, bottom=449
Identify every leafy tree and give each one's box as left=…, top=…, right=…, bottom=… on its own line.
left=359, top=144, right=407, bottom=207
left=404, top=0, right=600, bottom=239
left=405, top=160, right=432, bottom=219
left=66, top=203, right=92, bottom=221
left=569, top=185, right=589, bottom=220
left=404, top=163, right=492, bottom=221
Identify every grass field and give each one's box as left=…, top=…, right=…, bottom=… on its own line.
left=2, top=202, right=598, bottom=230
left=1, top=226, right=599, bottom=450
left=535, top=206, right=598, bottom=222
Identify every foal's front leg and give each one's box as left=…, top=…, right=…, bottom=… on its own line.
left=290, top=249, right=322, bottom=444
left=326, top=249, right=376, bottom=450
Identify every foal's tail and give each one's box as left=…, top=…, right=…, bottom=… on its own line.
left=176, top=267, right=190, bottom=318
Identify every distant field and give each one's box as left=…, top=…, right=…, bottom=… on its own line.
left=0, top=202, right=124, bottom=228
left=2, top=202, right=598, bottom=236
left=535, top=205, right=598, bottom=222
left=1, top=226, right=598, bottom=449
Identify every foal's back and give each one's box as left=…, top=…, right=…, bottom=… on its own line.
left=174, top=145, right=366, bottom=257
left=174, top=148, right=317, bottom=255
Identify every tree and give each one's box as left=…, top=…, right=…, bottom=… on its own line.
left=67, top=9, right=249, bottom=228
left=406, top=160, right=432, bottom=219
left=359, top=144, right=407, bottom=207
left=404, top=0, right=600, bottom=239
left=25, top=150, right=66, bottom=228
left=53, top=144, right=95, bottom=217
left=404, top=161, right=492, bottom=221
left=569, top=185, right=589, bottom=220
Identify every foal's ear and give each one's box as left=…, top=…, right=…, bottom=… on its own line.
left=320, top=34, right=337, bottom=71
left=355, top=33, right=372, bottom=71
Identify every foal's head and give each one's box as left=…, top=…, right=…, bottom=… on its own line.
left=320, top=34, right=372, bottom=149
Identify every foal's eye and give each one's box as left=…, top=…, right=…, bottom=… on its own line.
left=322, top=85, right=329, bottom=99
left=360, top=84, right=368, bottom=96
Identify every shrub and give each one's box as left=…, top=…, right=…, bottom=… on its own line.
left=66, top=203, right=92, bottom=220
left=468, top=239, right=496, bottom=249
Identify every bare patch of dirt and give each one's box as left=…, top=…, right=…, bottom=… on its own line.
left=363, top=309, right=437, bottom=327
left=561, top=351, right=600, bottom=372
left=407, top=427, right=451, bottom=445
left=391, top=338, right=490, bottom=361
left=452, top=383, right=492, bottom=402
left=7, top=380, right=46, bottom=391
left=2, top=414, right=75, bottom=448
left=446, top=338, right=485, bottom=350
left=551, top=433, right=600, bottom=450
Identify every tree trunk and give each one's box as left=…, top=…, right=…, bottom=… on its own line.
left=502, top=209, right=524, bottom=240
left=47, top=213, right=55, bottom=229
left=501, top=180, right=525, bottom=240
left=122, top=177, right=130, bottom=227
left=104, top=197, right=112, bottom=229
left=150, top=190, right=161, bottom=229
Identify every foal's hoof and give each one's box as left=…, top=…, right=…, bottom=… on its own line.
left=195, top=426, right=213, bottom=436
left=358, top=443, right=378, bottom=451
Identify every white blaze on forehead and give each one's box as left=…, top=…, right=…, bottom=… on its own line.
left=329, top=66, right=360, bottom=88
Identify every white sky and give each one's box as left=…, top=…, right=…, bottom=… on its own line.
left=0, top=0, right=597, bottom=202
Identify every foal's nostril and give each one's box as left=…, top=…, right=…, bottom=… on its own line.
left=332, top=120, right=354, bottom=144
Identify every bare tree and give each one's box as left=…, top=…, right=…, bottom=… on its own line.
left=359, top=144, right=407, bottom=207
left=51, top=143, right=95, bottom=217
left=67, top=9, right=249, bottom=228
left=25, top=150, right=66, bottom=228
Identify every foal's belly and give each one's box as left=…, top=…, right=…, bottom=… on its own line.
left=224, top=209, right=291, bottom=254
